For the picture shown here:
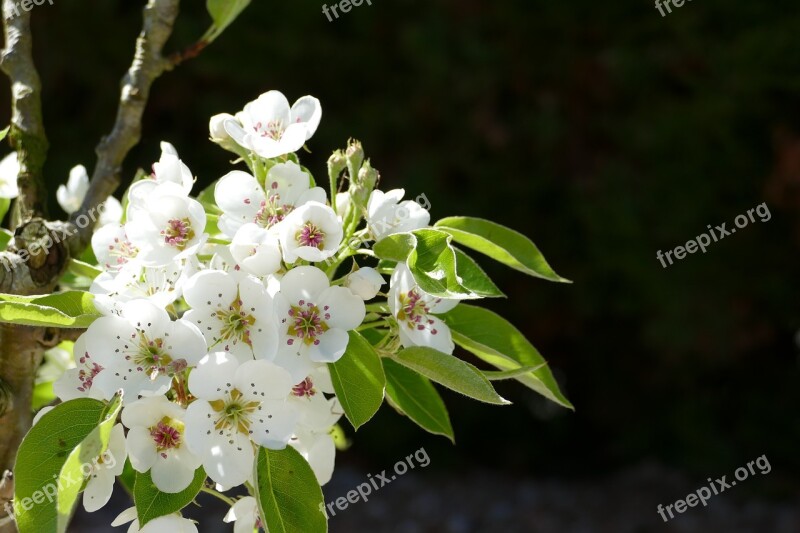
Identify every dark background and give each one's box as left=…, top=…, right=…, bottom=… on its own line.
left=10, top=0, right=800, bottom=531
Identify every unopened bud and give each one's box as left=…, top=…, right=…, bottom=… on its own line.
left=346, top=267, right=385, bottom=300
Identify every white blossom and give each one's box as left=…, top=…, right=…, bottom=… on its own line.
left=112, top=507, right=197, bottom=533
left=278, top=201, right=343, bottom=264
left=0, top=152, right=19, bottom=199
left=367, top=188, right=430, bottom=241
left=346, top=267, right=385, bottom=300
left=83, top=424, right=126, bottom=513
left=223, top=496, right=264, bottom=533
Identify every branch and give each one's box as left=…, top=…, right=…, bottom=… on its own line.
left=74, top=0, right=181, bottom=248
left=0, top=0, right=48, bottom=224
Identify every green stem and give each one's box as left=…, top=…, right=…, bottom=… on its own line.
left=201, top=486, right=236, bottom=507
left=356, top=320, right=388, bottom=332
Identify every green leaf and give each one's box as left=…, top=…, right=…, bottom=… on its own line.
left=14, top=394, right=122, bottom=533
left=133, top=467, right=206, bottom=527
left=254, top=446, right=327, bottom=533
left=118, top=459, right=137, bottom=496
left=66, top=259, right=102, bottom=280
left=483, top=364, right=546, bottom=381
left=205, top=213, right=222, bottom=236
left=0, top=291, right=101, bottom=328
left=392, top=346, right=509, bottom=405
left=0, top=125, right=10, bottom=141
left=442, top=304, right=573, bottom=409
left=453, top=248, right=504, bottom=298
left=435, top=216, right=570, bottom=283
left=196, top=178, right=222, bottom=215
left=0, top=197, right=10, bottom=223
left=373, top=233, right=414, bottom=262
left=383, top=359, right=454, bottom=442
left=205, top=0, right=252, bottom=42
left=328, top=331, right=385, bottom=430
left=0, top=228, right=11, bottom=250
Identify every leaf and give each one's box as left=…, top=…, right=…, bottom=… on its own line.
left=483, top=365, right=546, bottom=381
left=0, top=197, right=10, bottom=223
left=453, top=248, right=504, bottom=298
left=373, top=233, right=415, bottom=262
left=254, top=446, right=327, bottom=533
left=0, top=228, right=12, bottom=250
left=0, top=125, right=10, bottom=141
left=0, top=291, right=101, bottom=328
left=328, top=331, right=385, bottom=430
left=133, top=467, right=206, bottom=527
left=66, top=259, right=102, bottom=280
left=383, top=359, right=454, bottom=442
left=14, top=394, right=122, bottom=533
left=205, top=0, right=252, bottom=42
left=435, top=216, right=570, bottom=283
left=442, top=304, right=573, bottom=409
left=391, top=346, right=509, bottom=405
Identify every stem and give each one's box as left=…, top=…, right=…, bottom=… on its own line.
left=356, top=320, right=388, bottom=332
left=200, top=486, right=236, bottom=507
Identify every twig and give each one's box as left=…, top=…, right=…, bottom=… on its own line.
left=0, top=0, right=48, bottom=223
left=74, top=0, right=181, bottom=249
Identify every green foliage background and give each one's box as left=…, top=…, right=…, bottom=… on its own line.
left=7, top=0, right=799, bottom=492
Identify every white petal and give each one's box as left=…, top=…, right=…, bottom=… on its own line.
left=318, top=286, right=366, bottom=331
left=277, top=266, right=330, bottom=305
left=290, top=95, right=322, bottom=140
left=188, top=352, right=238, bottom=400
left=111, top=506, right=138, bottom=527
left=151, top=450, right=199, bottom=493
left=183, top=270, right=238, bottom=310
left=126, top=426, right=158, bottom=472
left=308, top=328, right=349, bottom=363
left=249, top=401, right=299, bottom=449
left=235, top=360, right=293, bottom=401
left=83, top=468, right=115, bottom=512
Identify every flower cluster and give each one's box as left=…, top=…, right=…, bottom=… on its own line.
left=50, top=90, right=457, bottom=531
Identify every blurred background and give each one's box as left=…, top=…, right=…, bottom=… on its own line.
left=7, top=0, right=800, bottom=531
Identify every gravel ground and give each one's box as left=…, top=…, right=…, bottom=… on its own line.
left=67, top=463, right=800, bottom=532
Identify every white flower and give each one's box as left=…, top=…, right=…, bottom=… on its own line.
left=288, top=366, right=342, bottom=485
left=334, top=191, right=351, bottom=216
left=36, top=343, right=74, bottom=386
left=127, top=142, right=194, bottom=210
left=278, top=201, right=343, bottom=264
left=388, top=264, right=458, bottom=354
left=346, top=267, right=385, bottom=300
left=92, top=223, right=139, bottom=272
left=112, top=507, right=197, bottom=533
left=125, top=184, right=207, bottom=266
left=57, top=165, right=122, bottom=225
left=86, top=299, right=207, bottom=400
left=121, top=396, right=202, bottom=493
left=182, top=270, right=278, bottom=363
left=273, top=266, right=365, bottom=381
left=91, top=257, right=196, bottom=315
left=0, top=152, right=19, bottom=199
left=224, top=90, right=322, bottom=159
left=223, top=496, right=264, bottom=533
left=184, top=352, right=299, bottom=488
left=230, top=223, right=282, bottom=277
left=53, top=336, right=106, bottom=401
left=367, top=189, right=430, bottom=241
left=214, top=163, right=325, bottom=237
left=83, top=424, right=126, bottom=512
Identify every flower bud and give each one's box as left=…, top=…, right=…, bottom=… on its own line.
left=209, top=114, right=241, bottom=153
left=346, top=267, right=385, bottom=300
left=345, top=139, right=364, bottom=176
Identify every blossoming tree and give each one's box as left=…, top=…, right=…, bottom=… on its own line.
left=0, top=1, right=572, bottom=532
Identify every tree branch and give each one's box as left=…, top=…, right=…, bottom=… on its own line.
left=74, top=0, right=181, bottom=249
left=0, top=0, right=48, bottom=224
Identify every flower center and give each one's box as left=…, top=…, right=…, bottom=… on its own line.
left=161, top=218, right=195, bottom=249
left=254, top=119, right=285, bottom=140
left=216, top=297, right=257, bottom=349
left=286, top=302, right=330, bottom=347
left=296, top=222, right=325, bottom=248
left=397, top=289, right=438, bottom=334
left=149, top=417, right=184, bottom=455
left=292, top=377, right=316, bottom=398
left=105, top=236, right=138, bottom=270
left=254, top=194, right=292, bottom=228
left=130, top=336, right=183, bottom=379
left=209, top=389, right=260, bottom=435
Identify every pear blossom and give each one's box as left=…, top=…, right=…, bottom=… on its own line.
left=214, top=162, right=325, bottom=237
left=223, top=496, right=264, bottom=533
left=182, top=270, right=278, bottom=363
left=367, top=188, right=430, bottom=241
left=0, top=152, right=19, bottom=199
left=52, top=336, right=105, bottom=401
left=127, top=142, right=194, bottom=211
left=112, top=507, right=197, bottom=533
left=125, top=184, right=207, bottom=266
left=289, top=366, right=342, bottom=485
left=346, top=267, right=385, bottom=300
left=92, top=223, right=139, bottom=272
left=273, top=266, right=365, bottom=381
left=230, top=223, right=282, bottom=277
left=184, top=352, right=299, bottom=488
left=389, top=263, right=458, bottom=354
left=57, top=165, right=123, bottom=225
left=90, top=258, right=196, bottom=316
left=278, top=201, right=343, bottom=263
left=85, top=299, right=207, bottom=400
left=223, top=90, right=322, bottom=159
left=121, top=395, right=202, bottom=493
left=83, top=423, right=126, bottom=512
